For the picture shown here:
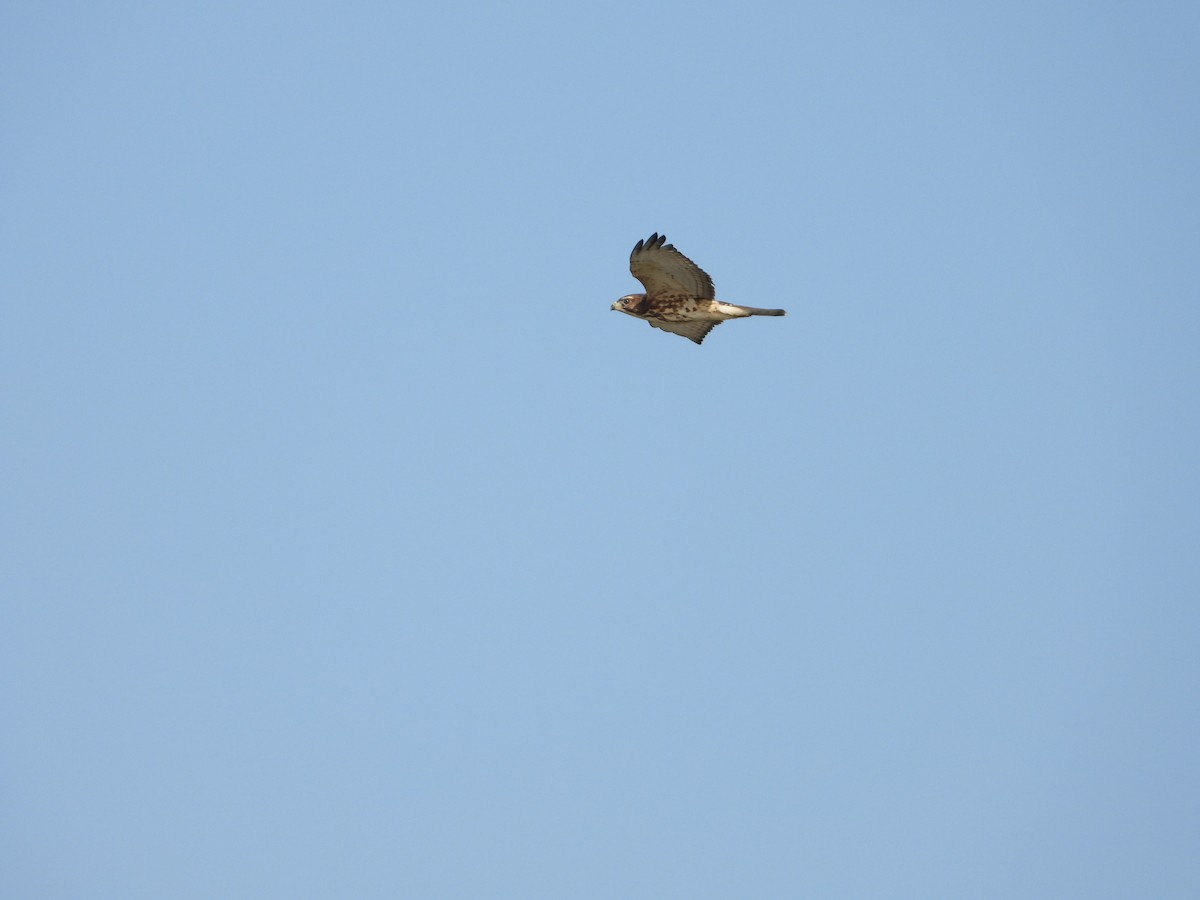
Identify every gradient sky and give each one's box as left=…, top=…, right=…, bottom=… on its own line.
left=3, top=2, right=1198, bottom=897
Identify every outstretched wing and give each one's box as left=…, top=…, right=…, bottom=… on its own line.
left=630, top=233, right=715, bottom=300
left=647, top=318, right=721, bottom=345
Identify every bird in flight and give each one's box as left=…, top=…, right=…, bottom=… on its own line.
left=611, top=233, right=786, bottom=344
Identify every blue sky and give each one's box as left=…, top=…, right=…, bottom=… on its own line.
left=3, top=2, right=1198, bottom=897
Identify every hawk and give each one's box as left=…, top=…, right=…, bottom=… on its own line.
left=611, top=233, right=786, bottom=344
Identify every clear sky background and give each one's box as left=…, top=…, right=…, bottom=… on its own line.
left=3, top=2, right=1198, bottom=897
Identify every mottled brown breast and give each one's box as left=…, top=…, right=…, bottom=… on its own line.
left=643, top=292, right=699, bottom=321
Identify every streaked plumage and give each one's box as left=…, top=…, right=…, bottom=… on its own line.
left=611, top=233, right=786, bottom=345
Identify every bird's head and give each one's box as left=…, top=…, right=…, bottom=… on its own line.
left=612, top=293, right=644, bottom=315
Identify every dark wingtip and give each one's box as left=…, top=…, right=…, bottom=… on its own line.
left=633, top=232, right=669, bottom=256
